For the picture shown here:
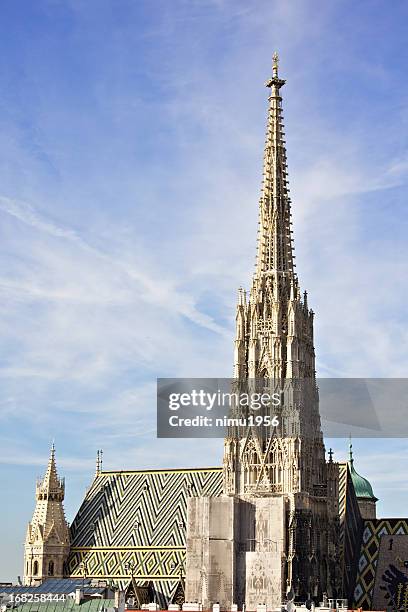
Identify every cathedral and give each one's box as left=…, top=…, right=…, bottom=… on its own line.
left=23, top=57, right=408, bottom=611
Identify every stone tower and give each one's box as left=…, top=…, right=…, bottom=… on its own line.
left=24, top=444, right=70, bottom=586
left=185, top=55, right=330, bottom=609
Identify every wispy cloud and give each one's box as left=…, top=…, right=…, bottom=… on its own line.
left=0, top=195, right=228, bottom=334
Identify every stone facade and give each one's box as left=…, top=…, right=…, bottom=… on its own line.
left=185, top=496, right=286, bottom=609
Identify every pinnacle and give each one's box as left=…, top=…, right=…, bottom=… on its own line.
left=256, top=56, right=294, bottom=279
left=41, top=443, right=63, bottom=493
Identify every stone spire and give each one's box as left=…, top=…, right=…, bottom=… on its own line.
left=256, top=52, right=295, bottom=278
left=187, top=57, right=334, bottom=608
left=225, top=52, right=326, bottom=498
left=41, top=442, right=63, bottom=494
left=24, top=445, right=70, bottom=586
left=233, top=53, right=315, bottom=384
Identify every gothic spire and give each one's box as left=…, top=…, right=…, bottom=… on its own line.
left=225, top=56, right=323, bottom=499
left=24, top=444, right=70, bottom=585
left=41, top=441, right=64, bottom=493
left=256, top=52, right=295, bottom=278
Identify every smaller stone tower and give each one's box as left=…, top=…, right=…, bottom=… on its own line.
left=348, top=443, right=377, bottom=519
left=24, top=444, right=70, bottom=586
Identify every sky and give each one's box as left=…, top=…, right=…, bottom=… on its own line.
left=0, top=0, right=408, bottom=582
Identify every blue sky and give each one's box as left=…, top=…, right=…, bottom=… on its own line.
left=1, top=0, right=408, bottom=582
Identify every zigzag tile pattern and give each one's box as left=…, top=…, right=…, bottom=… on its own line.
left=336, top=463, right=348, bottom=593
left=67, top=547, right=186, bottom=579
left=338, top=463, right=348, bottom=546
left=353, top=519, right=408, bottom=609
left=66, top=468, right=223, bottom=606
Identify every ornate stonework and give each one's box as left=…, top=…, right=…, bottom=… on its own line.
left=223, top=52, right=325, bottom=496
left=212, top=54, right=331, bottom=604
left=23, top=445, right=70, bottom=586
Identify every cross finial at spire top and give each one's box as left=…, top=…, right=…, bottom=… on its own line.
left=272, top=51, right=279, bottom=77
left=265, top=52, right=286, bottom=91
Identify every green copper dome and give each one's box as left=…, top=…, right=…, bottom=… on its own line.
left=348, top=443, right=378, bottom=501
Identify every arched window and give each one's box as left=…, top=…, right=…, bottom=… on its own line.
left=48, top=561, right=54, bottom=576
left=33, top=560, right=38, bottom=575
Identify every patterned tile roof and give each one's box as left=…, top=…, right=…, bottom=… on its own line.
left=66, top=467, right=223, bottom=607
